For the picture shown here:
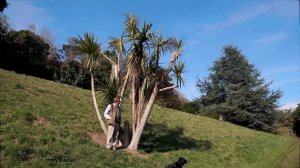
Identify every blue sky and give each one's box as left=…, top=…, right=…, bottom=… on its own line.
left=4, top=0, right=299, bottom=109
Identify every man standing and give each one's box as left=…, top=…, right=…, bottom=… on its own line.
left=104, top=96, right=121, bottom=150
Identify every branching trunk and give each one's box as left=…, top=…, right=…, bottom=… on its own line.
left=127, top=82, right=159, bottom=151
left=91, top=73, right=107, bottom=135
left=159, top=85, right=176, bottom=92
left=165, top=52, right=180, bottom=75
left=102, top=53, right=119, bottom=82
left=119, top=73, right=129, bottom=98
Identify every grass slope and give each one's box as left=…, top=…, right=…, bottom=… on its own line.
left=0, top=69, right=297, bottom=168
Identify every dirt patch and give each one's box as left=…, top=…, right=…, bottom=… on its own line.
left=34, top=117, right=50, bottom=126
left=87, top=132, right=107, bottom=146
left=87, top=132, right=124, bottom=148
left=87, top=132, right=149, bottom=159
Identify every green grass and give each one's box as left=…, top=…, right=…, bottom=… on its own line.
left=0, top=68, right=297, bottom=168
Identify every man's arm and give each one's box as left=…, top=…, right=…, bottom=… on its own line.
left=104, top=104, right=112, bottom=120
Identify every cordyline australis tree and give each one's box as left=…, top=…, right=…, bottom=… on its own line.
left=111, top=14, right=186, bottom=152
left=75, top=33, right=124, bottom=137
left=75, top=33, right=108, bottom=135
left=76, top=14, right=185, bottom=152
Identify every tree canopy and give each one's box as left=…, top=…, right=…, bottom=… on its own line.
left=196, top=46, right=282, bottom=132
left=0, top=0, right=8, bottom=12
left=0, top=30, right=51, bottom=78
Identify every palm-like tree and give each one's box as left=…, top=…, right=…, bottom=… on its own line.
left=126, top=36, right=185, bottom=151
left=75, top=16, right=185, bottom=152
left=120, top=14, right=155, bottom=135
left=108, top=35, right=128, bottom=98
left=76, top=32, right=107, bottom=135
left=172, top=61, right=186, bottom=88
left=108, top=35, right=125, bottom=74
left=108, top=14, right=185, bottom=151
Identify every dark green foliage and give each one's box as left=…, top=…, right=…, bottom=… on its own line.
left=292, top=103, right=300, bottom=136
left=0, top=0, right=8, bottom=12
left=54, top=60, right=86, bottom=86
left=0, top=29, right=52, bottom=79
left=156, top=90, right=185, bottom=110
left=182, top=99, right=201, bottom=114
left=101, top=78, right=119, bottom=104
left=196, top=46, right=282, bottom=132
left=55, top=40, right=112, bottom=89
left=156, top=74, right=186, bottom=110
left=0, top=13, right=58, bottom=80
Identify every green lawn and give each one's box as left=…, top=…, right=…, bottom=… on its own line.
left=0, top=69, right=297, bottom=168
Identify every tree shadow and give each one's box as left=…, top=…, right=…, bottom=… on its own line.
left=139, top=123, right=212, bottom=153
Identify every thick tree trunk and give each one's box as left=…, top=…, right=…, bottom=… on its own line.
left=127, top=82, right=159, bottom=151
left=110, top=64, right=118, bottom=83
left=91, top=73, right=107, bottom=135
left=123, top=120, right=130, bottom=148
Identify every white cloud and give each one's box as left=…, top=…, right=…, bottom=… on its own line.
left=202, top=4, right=270, bottom=32
left=256, top=32, right=288, bottom=44
left=263, top=66, right=300, bottom=76
left=201, top=1, right=298, bottom=33
left=4, top=0, right=54, bottom=30
left=268, top=1, right=299, bottom=19
left=272, top=79, right=300, bottom=88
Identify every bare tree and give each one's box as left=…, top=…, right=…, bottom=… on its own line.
left=39, top=27, right=57, bottom=61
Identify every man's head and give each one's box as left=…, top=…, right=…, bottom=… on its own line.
left=113, top=96, right=121, bottom=105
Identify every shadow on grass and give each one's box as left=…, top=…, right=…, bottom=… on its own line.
left=139, top=123, right=212, bottom=153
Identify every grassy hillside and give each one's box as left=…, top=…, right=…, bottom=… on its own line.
left=0, top=69, right=298, bottom=168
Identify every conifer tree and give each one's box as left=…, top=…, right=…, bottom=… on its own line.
left=197, top=46, right=282, bottom=132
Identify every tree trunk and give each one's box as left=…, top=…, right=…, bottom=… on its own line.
left=110, top=64, right=118, bottom=82
left=137, top=89, right=144, bottom=128
left=127, top=82, right=159, bottom=151
left=119, top=73, right=128, bottom=98
left=131, top=81, right=136, bottom=135
left=123, top=120, right=130, bottom=148
left=117, top=52, right=121, bottom=73
left=91, top=73, right=107, bottom=135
